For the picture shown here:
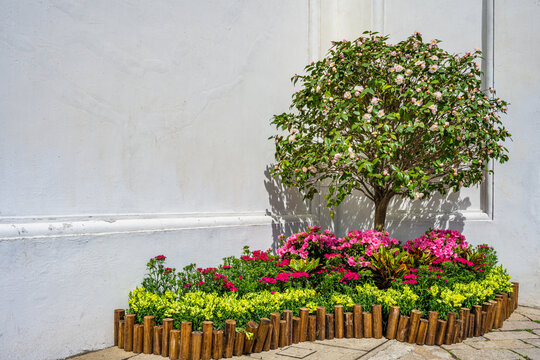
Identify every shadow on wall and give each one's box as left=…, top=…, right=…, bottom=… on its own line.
left=263, top=166, right=314, bottom=251
left=265, top=163, right=472, bottom=244
left=335, top=190, right=470, bottom=241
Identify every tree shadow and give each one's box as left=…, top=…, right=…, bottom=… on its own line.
left=336, top=189, right=472, bottom=241
left=263, top=166, right=315, bottom=251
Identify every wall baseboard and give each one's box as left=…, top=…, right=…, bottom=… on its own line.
left=0, top=212, right=315, bottom=241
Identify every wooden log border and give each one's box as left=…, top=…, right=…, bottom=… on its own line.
left=113, top=284, right=519, bottom=359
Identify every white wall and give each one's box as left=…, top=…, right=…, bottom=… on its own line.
left=1, top=1, right=539, bottom=359
left=324, top=0, right=540, bottom=308
left=0, top=1, right=313, bottom=359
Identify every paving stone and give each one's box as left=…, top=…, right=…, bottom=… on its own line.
left=535, top=329, right=540, bottom=336
left=522, top=337, right=540, bottom=347
left=450, top=349, right=523, bottom=360
left=396, top=353, right=425, bottom=360
left=467, top=339, right=533, bottom=349
left=517, top=306, right=540, bottom=317
left=513, top=347, right=540, bottom=360
left=301, top=337, right=387, bottom=351
left=275, top=346, right=316, bottom=358
left=484, top=330, right=539, bottom=340
left=508, top=312, right=529, bottom=321
left=131, top=354, right=161, bottom=360
left=500, top=320, right=540, bottom=331
left=358, top=340, right=414, bottom=359
left=462, top=335, right=489, bottom=343
left=67, top=347, right=135, bottom=360
left=410, top=345, right=453, bottom=359
left=274, top=343, right=367, bottom=360
left=441, top=341, right=475, bottom=351
left=517, top=307, right=540, bottom=321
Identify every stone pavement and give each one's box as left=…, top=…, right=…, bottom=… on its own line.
left=69, top=306, right=540, bottom=360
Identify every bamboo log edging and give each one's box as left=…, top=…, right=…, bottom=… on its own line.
left=334, top=305, right=344, bottom=339
left=134, top=324, right=144, bottom=353
left=180, top=321, right=192, bottom=360
left=316, top=307, right=326, bottom=340
left=425, top=311, right=438, bottom=345
left=386, top=306, right=400, bottom=340
left=125, top=314, right=135, bottom=352
left=201, top=321, right=213, bottom=360
left=253, top=318, right=270, bottom=353
left=396, top=315, right=409, bottom=342
left=224, top=320, right=236, bottom=358
left=169, top=329, right=180, bottom=360
left=372, top=304, right=383, bottom=339
left=118, top=320, right=125, bottom=349
left=308, top=315, right=317, bottom=341
left=407, top=310, right=421, bottom=343
left=114, top=283, right=520, bottom=358
left=191, top=331, right=202, bottom=360
left=263, top=323, right=273, bottom=352
left=162, top=318, right=174, bottom=357
left=153, top=326, right=163, bottom=355
left=243, top=321, right=258, bottom=354
left=233, top=331, right=244, bottom=357
left=292, top=317, right=301, bottom=344
left=283, top=310, right=293, bottom=346
left=270, top=313, right=281, bottom=349
left=144, top=316, right=155, bottom=354
left=326, top=313, right=334, bottom=339
left=415, top=319, right=428, bottom=345
left=114, top=309, right=125, bottom=346
left=212, top=330, right=223, bottom=360
left=299, top=308, right=309, bottom=342
left=353, top=304, right=363, bottom=338
left=362, top=312, right=372, bottom=338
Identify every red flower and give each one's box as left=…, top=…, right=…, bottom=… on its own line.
left=153, top=255, right=166, bottom=260
left=163, top=267, right=173, bottom=274
left=276, top=259, right=290, bottom=267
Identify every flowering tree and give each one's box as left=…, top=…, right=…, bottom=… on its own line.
left=270, top=32, right=511, bottom=231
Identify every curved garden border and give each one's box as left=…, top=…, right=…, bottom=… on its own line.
left=113, top=282, right=518, bottom=359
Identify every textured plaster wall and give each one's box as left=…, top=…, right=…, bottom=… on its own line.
left=1, top=1, right=539, bottom=359
left=326, top=0, right=540, bottom=308
left=0, top=1, right=312, bottom=359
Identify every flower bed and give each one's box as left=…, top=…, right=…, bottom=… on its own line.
left=113, top=228, right=519, bottom=359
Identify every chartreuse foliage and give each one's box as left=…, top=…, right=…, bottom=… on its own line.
left=270, top=32, right=511, bottom=229
left=128, top=266, right=512, bottom=329
left=128, top=229, right=513, bottom=330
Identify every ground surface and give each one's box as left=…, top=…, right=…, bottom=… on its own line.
left=70, top=306, right=540, bottom=360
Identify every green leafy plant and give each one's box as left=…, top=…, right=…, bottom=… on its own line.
left=270, top=32, right=511, bottom=230
left=287, top=258, right=320, bottom=273
left=367, top=246, right=411, bottom=289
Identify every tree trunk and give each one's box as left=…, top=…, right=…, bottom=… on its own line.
left=373, top=194, right=393, bottom=232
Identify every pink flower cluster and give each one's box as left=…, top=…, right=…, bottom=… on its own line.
left=340, top=271, right=362, bottom=284
left=241, top=250, right=273, bottom=261
left=152, top=255, right=166, bottom=260
left=277, top=228, right=397, bottom=266
left=277, top=226, right=340, bottom=259
left=453, top=258, right=474, bottom=267
left=276, top=259, right=290, bottom=267
left=259, top=272, right=310, bottom=285
left=195, top=267, right=237, bottom=292
left=334, top=230, right=399, bottom=256
left=324, top=253, right=342, bottom=259
left=403, top=273, right=418, bottom=285
left=404, top=229, right=468, bottom=260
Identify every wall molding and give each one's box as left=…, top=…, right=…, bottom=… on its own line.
left=0, top=212, right=315, bottom=241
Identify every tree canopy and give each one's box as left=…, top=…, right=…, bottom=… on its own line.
left=270, top=32, right=511, bottom=230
